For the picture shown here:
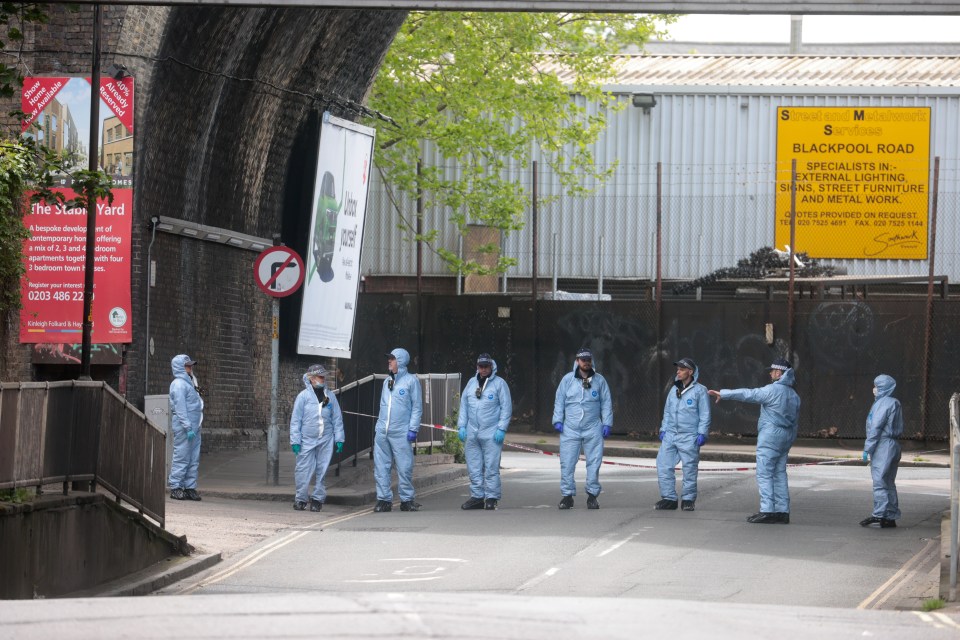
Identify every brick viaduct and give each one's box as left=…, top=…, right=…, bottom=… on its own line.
left=2, top=5, right=407, bottom=446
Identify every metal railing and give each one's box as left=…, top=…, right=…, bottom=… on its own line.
left=949, top=392, right=959, bottom=600
left=332, top=373, right=461, bottom=474
left=0, top=381, right=166, bottom=526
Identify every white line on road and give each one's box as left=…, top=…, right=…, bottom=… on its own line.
left=344, top=576, right=444, bottom=583
left=932, top=612, right=960, bottom=629
left=174, top=509, right=369, bottom=594
left=380, top=558, right=468, bottom=562
left=514, top=567, right=560, bottom=593
left=597, top=533, right=641, bottom=557
left=912, top=611, right=944, bottom=629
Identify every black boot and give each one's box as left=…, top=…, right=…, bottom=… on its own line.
left=484, top=498, right=498, bottom=510
left=184, top=489, right=202, bottom=501
left=859, top=516, right=881, bottom=527
left=880, top=518, right=897, bottom=528
left=373, top=500, right=392, bottom=512
left=586, top=493, right=600, bottom=509
left=309, top=499, right=323, bottom=512
left=774, top=512, right=790, bottom=524
left=655, top=498, right=678, bottom=510
left=558, top=495, right=574, bottom=510
left=681, top=500, right=695, bottom=511
left=293, top=500, right=307, bottom=511
left=400, top=500, right=422, bottom=512
left=170, top=488, right=186, bottom=500
left=461, top=497, right=484, bottom=510
left=749, top=512, right=779, bottom=524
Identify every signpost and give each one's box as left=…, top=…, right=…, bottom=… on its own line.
left=254, top=244, right=304, bottom=485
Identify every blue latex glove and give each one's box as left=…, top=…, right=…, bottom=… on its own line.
left=291, top=444, right=301, bottom=455
left=494, top=429, right=506, bottom=444
left=335, top=441, right=343, bottom=454
left=554, top=422, right=563, bottom=434
left=862, top=451, right=869, bottom=462
left=187, top=429, right=196, bottom=441
left=695, top=434, right=707, bottom=447
left=406, top=430, right=418, bottom=443
left=601, top=425, right=611, bottom=439
left=458, top=426, right=467, bottom=442
left=658, top=431, right=665, bottom=442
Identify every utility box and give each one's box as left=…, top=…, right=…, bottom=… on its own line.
left=144, top=395, right=171, bottom=480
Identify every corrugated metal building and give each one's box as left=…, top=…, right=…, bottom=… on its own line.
left=361, top=55, right=960, bottom=287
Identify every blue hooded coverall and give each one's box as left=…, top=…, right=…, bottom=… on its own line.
left=657, top=366, right=711, bottom=502
left=168, top=354, right=203, bottom=490
left=552, top=359, right=613, bottom=498
left=374, top=348, right=423, bottom=503
left=720, top=368, right=800, bottom=514
left=865, top=374, right=903, bottom=521
left=458, top=359, right=513, bottom=500
left=290, top=374, right=345, bottom=504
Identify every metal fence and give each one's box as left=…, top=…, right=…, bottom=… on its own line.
left=332, top=373, right=461, bottom=473
left=0, top=381, right=166, bottom=526
left=949, top=392, right=959, bottom=600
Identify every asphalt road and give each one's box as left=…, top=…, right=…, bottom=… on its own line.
left=166, top=452, right=948, bottom=610
left=3, top=451, right=956, bottom=640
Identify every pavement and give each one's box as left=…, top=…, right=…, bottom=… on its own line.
left=98, top=432, right=955, bottom=605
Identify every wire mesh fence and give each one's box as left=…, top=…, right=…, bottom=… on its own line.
left=355, top=158, right=960, bottom=440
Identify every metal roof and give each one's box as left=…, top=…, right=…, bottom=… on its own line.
left=538, top=55, right=960, bottom=88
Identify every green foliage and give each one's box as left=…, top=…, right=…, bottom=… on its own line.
left=438, top=394, right=465, bottom=463
left=367, top=12, right=674, bottom=275
left=921, top=598, right=945, bottom=611
left=0, top=487, right=32, bottom=503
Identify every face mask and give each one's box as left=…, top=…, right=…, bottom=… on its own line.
left=312, top=381, right=325, bottom=389
left=872, top=387, right=878, bottom=397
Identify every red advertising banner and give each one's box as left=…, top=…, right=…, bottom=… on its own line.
left=20, top=188, right=133, bottom=343
left=19, top=76, right=135, bottom=345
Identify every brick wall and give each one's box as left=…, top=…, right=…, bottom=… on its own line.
left=1, top=6, right=407, bottom=450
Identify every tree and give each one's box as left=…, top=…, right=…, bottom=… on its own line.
left=366, top=11, right=675, bottom=275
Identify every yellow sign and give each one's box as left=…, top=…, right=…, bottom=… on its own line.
left=775, top=107, right=930, bottom=259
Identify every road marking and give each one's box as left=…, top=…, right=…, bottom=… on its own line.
left=179, top=530, right=311, bottom=593
left=174, top=509, right=372, bottom=593
left=932, top=612, right=960, bottom=629
left=344, top=576, right=444, bottom=583
left=598, top=533, right=640, bottom=557
left=912, top=611, right=944, bottom=629
left=381, top=558, right=468, bottom=562
left=514, top=567, right=560, bottom=593
left=857, top=537, right=939, bottom=609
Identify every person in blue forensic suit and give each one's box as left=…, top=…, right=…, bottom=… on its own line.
left=168, top=354, right=203, bottom=501
left=709, top=358, right=800, bottom=524
left=656, top=357, right=711, bottom=512
left=289, top=364, right=345, bottom=512
left=552, top=347, right=614, bottom=510
left=373, top=348, right=423, bottom=513
left=458, top=353, right=513, bottom=511
left=860, top=374, right=903, bottom=529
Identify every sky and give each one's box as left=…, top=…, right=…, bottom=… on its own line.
left=664, top=14, right=960, bottom=43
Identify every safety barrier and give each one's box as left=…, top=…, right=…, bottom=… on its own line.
left=0, top=381, right=166, bottom=526
left=949, top=393, right=959, bottom=600
left=332, top=373, right=461, bottom=473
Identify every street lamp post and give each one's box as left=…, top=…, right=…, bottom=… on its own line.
left=79, top=4, right=101, bottom=379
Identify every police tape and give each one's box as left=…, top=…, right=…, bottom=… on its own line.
left=341, top=411, right=896, bottom=473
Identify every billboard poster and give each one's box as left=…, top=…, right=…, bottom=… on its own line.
left=297, top=112, right=375, bottom=358
left=775, top=106, right=930, bottom=260
left=19, top=75, right=135, bottom=344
